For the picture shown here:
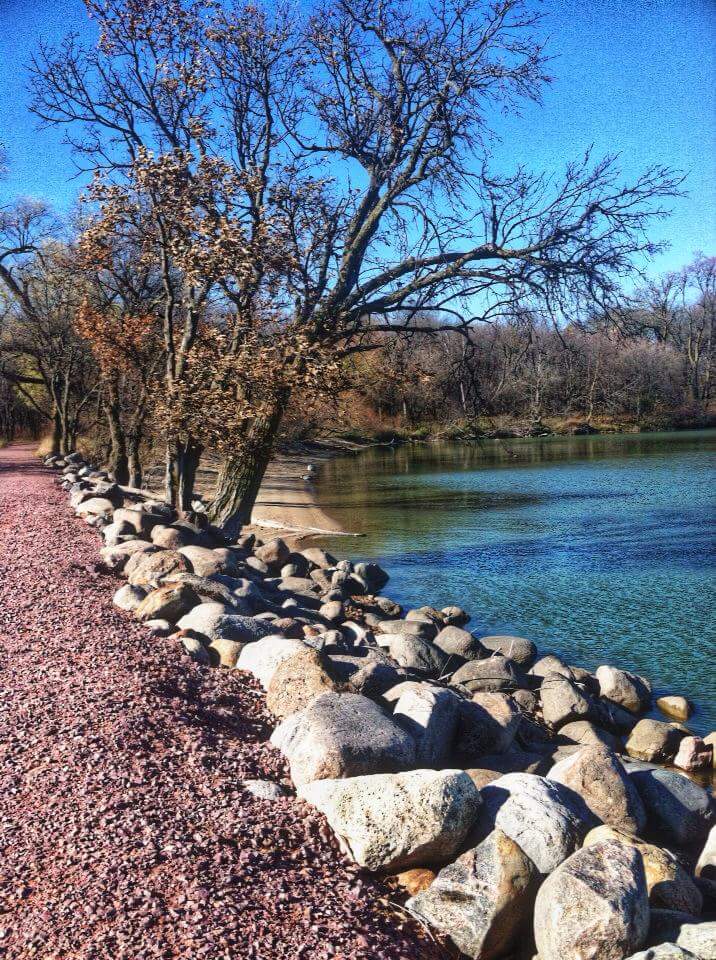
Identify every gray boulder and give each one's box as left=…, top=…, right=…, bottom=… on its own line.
left=407, top=829, right=539, bottom=960
left=100, top=540, right=155, bottom=572
left=534, top=840, right=649, bottom=960
left=558, top=719, right=622, bottom=750
left=384, top=634, right=449, bottom=676
left=548, top=745, right=646, bottom=835
left=451, top=655, right=523, bottom=693
left=540, top=672, right=594, bottom=729
left=353, top=560, right=389, bottom=592
left=376, top=618, right=436, bottom=641
left=270, top=692, right=416, bottom=787
left=630, top=768, right=714, bottom=847
left=237, top=636, right=310, bottom=689
left=454, top=693, right=521, bottom=762
left=478, top=772, right=594, bottom=873
left=530, top=654, right=574, bottom=681
left=393, top=685, right=460, bottom=767
left=433, top=626, right=485, bottom=662
left=298, top=768, right=479, bottom=871
left=478, top=634, right=537, bottom=667
left=176, top=602, right=235, bottom=639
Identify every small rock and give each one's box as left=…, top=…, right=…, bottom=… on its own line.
left=134, top=583, right=199, bottom=622
left=393, top=868, right=436, bottom=896
left=236, top=636, right=308, bottom=689
left=673, top=736, right=712, bottom=772
left=180, top=635, right=211, bottom=664
left=241, top=779, right=287, bottom=801
left=656, top=696, right=692, bottom=722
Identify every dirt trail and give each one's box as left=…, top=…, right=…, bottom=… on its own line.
left=0, top=444, right=443, bottom=960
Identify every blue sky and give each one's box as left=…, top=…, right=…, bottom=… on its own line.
left=0, top=0, right=714, bottom=277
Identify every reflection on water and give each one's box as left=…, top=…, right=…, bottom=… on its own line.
left=318, top=430, right=716, bottom=736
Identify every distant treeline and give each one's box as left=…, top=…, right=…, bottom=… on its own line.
left=324, top=256, right=715, bottom=438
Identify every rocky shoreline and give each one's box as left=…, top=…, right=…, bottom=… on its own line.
left=45, top=451, right=716, bottom=960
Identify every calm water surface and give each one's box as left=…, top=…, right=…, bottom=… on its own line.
left=318, top=431, right=716, bottom=735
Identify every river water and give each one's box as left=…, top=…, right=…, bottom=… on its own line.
left=318, top=430, right=716, bottom=736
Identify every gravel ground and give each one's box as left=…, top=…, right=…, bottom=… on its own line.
left=0, top=444, right=446, bottom=960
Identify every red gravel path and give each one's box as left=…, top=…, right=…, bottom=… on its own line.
left=0, top=445, right=445, bottom=960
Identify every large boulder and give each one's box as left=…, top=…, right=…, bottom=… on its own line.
left=393, top=685, right=460, bottom=767
left=134, top=583, right=199, bottom=623
left=76, top=496, right=115, bottom=519
left=112, top=583, right=147, bottom=612
left=353, top=560, right=389, bottom=592
left=265, top=648, right=340, bottom=719
left=433, top=626, right=484, bottom=662
left=199, top=614, right=276, bottom=646
left=126, top=549, right=190, bottom=587
left=626, top=719, right=686, bottom=763
left=673, top=736, right=713, bottom=772
left=454, top=693, right=521, bottom=762
left=300, top=547, right=337, bottom=569
left=530, top=654, right=574, bottom=681
left=596, top=665, right=651, bottom=714
left=451, top=655, right=523, bottom=693
left=100, top=539, right=156, bottom=572
left=548, top=746, right=646, bottom=835
left=176, top=602, right=235, bottom=640
left=655, top=696, right=692, bottom=723
left=559, top=719, right=623, bottom=750
left=376, top=619, right=437, bottom=641
left=533, top=840, right=649, bottom=960
left=477, top=772, right=593, bottom=873
left=237, top=636, right=309, bottom=688
left=347, top=660, right=405, bottom=700
left=407, top=829, right=539, bottom=960
left=584, top=826, right=703, bottom=917
left=695, top=824, right=716, bottom=896
left=540, top=673, right=594, bottom=729
left=178, top=545, right=234, bottom=578
left=270, top=692, right=416, bottom=787
left=151, top=524, right=201, bottom=550
left=298, top=769, right=480, bottom=871
left=113, top=506, right=165, bottom=537
left=254, top=537, right=291, bottom=569
left=383, top=635, right=449, bottom=676
left=630, top=768, right=714, bottom=847
left=478, top=635, right=537, bottom=668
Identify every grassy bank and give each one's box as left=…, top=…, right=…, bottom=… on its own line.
left=326, top=409, right=716, bottom=446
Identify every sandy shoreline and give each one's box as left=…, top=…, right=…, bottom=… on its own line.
left=247, top=449, right=360, bottom=541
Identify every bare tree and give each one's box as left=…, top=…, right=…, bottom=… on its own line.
left=31, top=0, right=683, bottom=530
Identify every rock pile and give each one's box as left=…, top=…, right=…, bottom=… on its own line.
left=45, top=451, right=716, bottom=960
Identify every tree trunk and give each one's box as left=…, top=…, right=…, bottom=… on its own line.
left=105, top=401, right=129, bottom=485
left=165, top=439, right=203, bottom=513
left=51, top=406, right=62, bottom=456
left=128, top=434, right=142, bottom=489
left=208, top=390, right=289, bottom=538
